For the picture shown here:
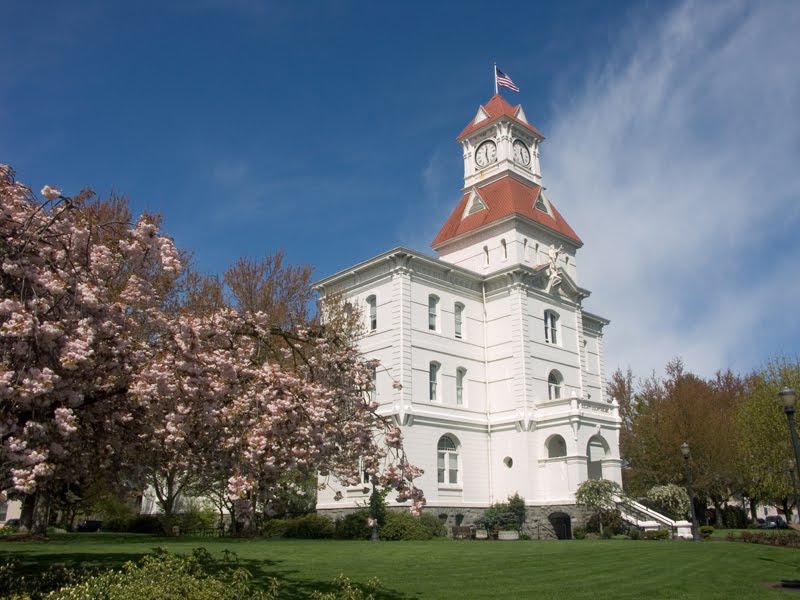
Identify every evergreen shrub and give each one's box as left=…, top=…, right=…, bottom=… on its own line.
left=586, top=509, right=626, bottom=535
left=379, top=511, right=431, bottom=540
left=282, top=514, right=335, bottom=539
left=334, top=511, right=371, bottom=540
left=418, top=513, right=447, bottom=538
left=643, top=529, right=670, bottom=540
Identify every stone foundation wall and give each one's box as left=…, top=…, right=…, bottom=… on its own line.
left=317, top=504, right=589, bottom=540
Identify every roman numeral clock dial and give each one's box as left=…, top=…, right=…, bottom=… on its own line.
left=513, top=139, right=530, bottom=166
left=474, top=140, right=497, bottom=168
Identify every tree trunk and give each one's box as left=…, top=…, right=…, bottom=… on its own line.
left=749, top=498, right=758, bottom=523
left=712, top=498, right=723, bottom=528
left=782, top=498, right=791, bottom=522
left=30, top=492, right=50, bottom=535
left=20, top=494, right=35, bottom=531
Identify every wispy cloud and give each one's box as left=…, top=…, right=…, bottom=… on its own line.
left=544, top=0, right=800, bottom=377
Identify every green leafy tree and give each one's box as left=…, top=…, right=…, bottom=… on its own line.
left=575, top=479, right=623, bottom=535
left=646, top=483, right=690, bottom=519
left=737, top=357, right=800, bottom=520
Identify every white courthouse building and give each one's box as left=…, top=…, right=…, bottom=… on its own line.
left=315, top=94, right=623, bottom=538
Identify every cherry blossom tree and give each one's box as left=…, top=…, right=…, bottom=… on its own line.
left=0, top=165, right=181, bottom=532
left=132, top=309, right=423, bottom=535
left=1, top=165, right=424, bottom=535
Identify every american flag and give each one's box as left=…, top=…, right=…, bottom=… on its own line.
left=495, top=67, right=520, bottom=93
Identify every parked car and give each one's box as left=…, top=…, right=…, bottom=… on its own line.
left=76, top=520, right=102, bottom=532
left=763, top=515, right=789, bottom=529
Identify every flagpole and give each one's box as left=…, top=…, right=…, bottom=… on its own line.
left=493, top=63, right=498, bottom=95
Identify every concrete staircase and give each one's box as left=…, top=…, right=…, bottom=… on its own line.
left=614, top=495, right=693, bottom=539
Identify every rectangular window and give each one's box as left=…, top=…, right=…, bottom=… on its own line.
left=429, top=363, right=439, bottom=401
left=454, top=304, right=463, bottom=339
left=438, top=453, right=445, bottom=483
left=367, top=296, right=377, bottom=331
left=456, top=368, right=465, bottom=406
left=428, top=295, right=438, bottom=331
left=544, top=311, right=558, bottom=345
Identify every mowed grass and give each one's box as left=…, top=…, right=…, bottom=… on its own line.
left=2, top=534, right=800, bottom=599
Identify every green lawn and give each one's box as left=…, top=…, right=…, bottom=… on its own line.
left=2, top=534, right=800, bottom=599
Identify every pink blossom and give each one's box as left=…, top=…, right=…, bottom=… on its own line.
left=40, top=185, right=61, bottom=200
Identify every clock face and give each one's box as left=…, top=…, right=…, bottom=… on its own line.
left=513, top=140, right=531, bottom=166
left=475, top=140, right=497, bottom=168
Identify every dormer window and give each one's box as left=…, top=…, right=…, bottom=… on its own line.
left=535, top=190, right=548, bottom=213
left=464, top=191, right=487, bottom=217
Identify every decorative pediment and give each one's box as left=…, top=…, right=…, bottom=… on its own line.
left=547, top=269, right=582, bottom=300
left=534, top=189, right=549, bottom=214
left=473, top=106, right=490, bottom=125
left=461, top=189, right=487, bottom=219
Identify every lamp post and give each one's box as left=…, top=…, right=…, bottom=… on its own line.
left=780, top=387, right=800, bottom=525
left=781, top=387, right=800, bottom=474
left=681, top=442, right=702, bottom=542
left=789, top=459, right=800, bottom=525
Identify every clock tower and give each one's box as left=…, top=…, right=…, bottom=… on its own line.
left=314, top=92, right=632, bottom=540
left=458, top=94, right=543, bottom=189
left=432, top=94, right=582, bottom=280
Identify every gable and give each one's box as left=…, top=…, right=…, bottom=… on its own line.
left=432, top=176, right=582, bottom=249
left=461, top=190, right=488, bottom=218
left=457, top=94, right=544, bottom=141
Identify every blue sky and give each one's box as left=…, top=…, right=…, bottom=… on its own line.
left=2, top=0, right=799, bottom=380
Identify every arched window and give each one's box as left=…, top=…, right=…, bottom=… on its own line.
left=454, top=302, right=464, bottom=339
left=548, top=370, right=563, bottom=400
left=366, top=295, right=377, bottom=331
left=501, top=238, right=508, bottom=260
left=547, top=435, right=567, bottom=458
left=429, top=361, right=440, bottom=401
left=437, top=435, right=459, bottom=484
left=456, top=367, right=466, bottom=406
left=587, top=435, right=610, bottom=480
left=428, top=294, right=439, bottom=331
left=544, top=310, right=559, bottom=345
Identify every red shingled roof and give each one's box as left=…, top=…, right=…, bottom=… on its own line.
left=457, top=94, right=544, bottom=141
left=431, top=176, right=582, bottom=249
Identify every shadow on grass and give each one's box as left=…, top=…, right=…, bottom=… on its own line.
left=0, top=549, right=413, bottom=599
left=0, top=551, right=144, bottom=577
left=234, top=558, right=413, bottom=600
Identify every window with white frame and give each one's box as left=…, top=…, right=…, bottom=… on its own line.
left=429, top=361, right=440, bottom=401
left=454, top=302, right=464, bottom=339
left=548, top=370, right=563, bottom=400
left=366, top=295, right=377, bottom=331
left=456, top=367, right=466, bottom=406
left=428, top=294, right=439, bottom=331
left=370, top=365, right=378, bottom=400
left=437, top=435, right=459, bottom=485
left=544, top=310, right=559, bottom=345
left=358, top=457, right=371, bottom=485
